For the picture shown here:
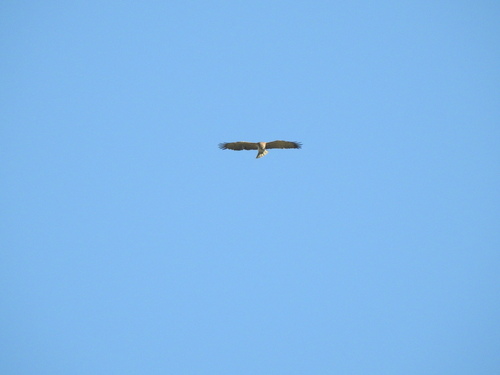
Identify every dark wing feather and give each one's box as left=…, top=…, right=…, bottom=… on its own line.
left=265, top=140, right=302, bottom=149
left=219, top=142, right=259, bottom=151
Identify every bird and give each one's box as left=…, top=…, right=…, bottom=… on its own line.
left=219, top=140, right=302, bottom=159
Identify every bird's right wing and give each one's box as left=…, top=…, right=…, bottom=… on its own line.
left=219, top=142, right=259, bottom=151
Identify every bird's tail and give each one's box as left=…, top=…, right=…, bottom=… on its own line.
left=256, top=150, right=268, bottom=159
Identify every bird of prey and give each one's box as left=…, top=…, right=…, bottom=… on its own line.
left=219, top=140, right=302, bottom=159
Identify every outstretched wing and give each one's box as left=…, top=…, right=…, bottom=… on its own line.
left=219, top=142, right=259, bottom=151
left=265, top=140, right=302, bottom=149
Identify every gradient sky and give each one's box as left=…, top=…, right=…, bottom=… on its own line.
left=1, top=1, right=499, bottom=374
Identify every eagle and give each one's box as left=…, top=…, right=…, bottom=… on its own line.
left=219, top=140, right=302, bottom=159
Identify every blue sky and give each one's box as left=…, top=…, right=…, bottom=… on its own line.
left=1, top=1, right=499, bottom=374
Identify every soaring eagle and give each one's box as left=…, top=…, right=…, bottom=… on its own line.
left=219, top=140, right=302, bottom=159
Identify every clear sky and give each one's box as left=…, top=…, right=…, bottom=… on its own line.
left=1, top=1, right=499, bottom=374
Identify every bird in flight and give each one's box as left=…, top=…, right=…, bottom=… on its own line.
left=219, top=140, right=302, bottom=159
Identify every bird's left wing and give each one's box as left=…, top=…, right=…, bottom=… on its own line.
left=265, top=140, right=302, bottom=149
